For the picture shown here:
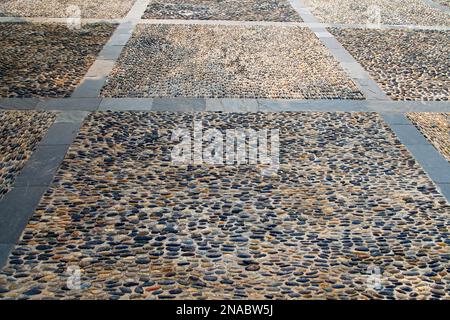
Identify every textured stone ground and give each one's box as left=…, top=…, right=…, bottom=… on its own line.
left=0, top=112, right=448, bottom=300
left=0, top=23, right=116, bottom=98
left=407, top=113, right=450, bottom=162
left=101, top=25, right=363, bottom=99
left=142, top=0, right=302, bottom=21
left=0, top=0, right=135, bottom=19
left=330, top=28, right=450, bottom=101
left=303, top=0, right=450, bottom=26
left=0, top=111, right=55, bottom=200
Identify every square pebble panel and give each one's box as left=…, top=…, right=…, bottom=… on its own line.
left=330, top=28, right=450, bottom=101
left=303, top=0, right=450, bottom=26
left=407, top=113, right=450, bottom=162
left=101, top=24, right=364, bottom=99
left=0, top=23, right=116, bottom=98
left=142, top=0, right=302, bottom=21
left=0, top=112, right=448, bottom=300
left=0, top=0, right=136, bottom=19
left=0, top=110, right=56, bottom=200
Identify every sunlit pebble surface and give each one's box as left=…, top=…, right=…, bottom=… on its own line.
left=0, top=111, right=55, bottom=200
left=407, top=113, right=450, bottom=162
left=0, top=23, right=116, bottom=98
left=0, top=112, right=449, bottom=300
left=142, top=0, right=302, bottom=22
left=101, top=24, right=363, bottom=99
left=330, top=28, right=450, bottom=101
left=0, top=0, right=136, bottom=19
left=303, top=0, right=450, bottom=26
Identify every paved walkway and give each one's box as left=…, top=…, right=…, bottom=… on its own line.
left=0, top=0, right=449, bottom=300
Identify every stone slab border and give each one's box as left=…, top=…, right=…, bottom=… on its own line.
left=0, top=111, right=88, bottom=269
left=1, top=98, right=449, bottom=113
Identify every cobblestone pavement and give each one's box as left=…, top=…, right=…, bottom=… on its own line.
left=142, top=0, right=302, bottom=21
left=0, top=111, right=55, bottom=200
left=303, top=0, right=450, bottom=26
left=407, top=113, right=450, bottom=162
left=0, top=0, right=136, bottom=19
left=330, top=28, right=450, bottom=101
left=0, top=112, right=448, bottom=300
left=0, top=23, right=116, bottom=98
left=101, top=24, right=363, bottom=99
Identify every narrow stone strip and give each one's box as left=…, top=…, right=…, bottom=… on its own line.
left=382, top=113, right=450, bottom=202
left=140, top=18, right=307, bottom=27
left=2, top=98, right=450, bottom=112
left=288, top=0, right=390, bottom=101
left=328, top=22, right=450, bottom=31
left=0, top=111, right=88, bottom=269
left=0, top=17, right=121, bottom=24
left=71, top=0, right=151, bottom=99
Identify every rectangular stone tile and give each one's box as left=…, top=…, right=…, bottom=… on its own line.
left=405, top=144, right=450, bottom=168
left=13, top=145, right=69, bottom=187
left=99, top=98, right=153, bottom=111
left=0, top=186, right=47, bottom=244
left=152, top=98, right=205, bottom=111
left=37, top=98, right=102, bottom=111
left=38, top=123, right=83, bottom=145
left=97, top=45, right=125, bottom=60
left=0, top=98, right=40, bottom=110
left=389, top=124, right=430, bottom=145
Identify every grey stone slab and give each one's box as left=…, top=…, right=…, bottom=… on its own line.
left=380, top=113, right=412, bottom=125
left=152, top=98, right=205, bottom=112
left=84, top=60, right=115, bottom=78
left=38, top=122, right=82, bottom=145
left=257, top=99, right=368, bottom=112
left=320, top=37, right=344, bottom=49
left=37, top=98, right=101, bottom=111
left=98, top=45, right=125, bottom=60
left=405, top=144, right=450, bottom=169
left=108, top=33, right=132, bottom=46
left=0, top=244, right=14, bottom=270
left=225, top=99, right=259, bottom=112
left=436, top=184, right=450, bottom=202
left=422, top=166, right=450, bottom=184
left=14, top=145, right=69, bottom=187
left=0, top=98, right=40, bottom=110
left=71, top=78, right=107, bottom=99
left=99, top=98, right=153, bottom=111
left=55, top=111, right=89, bottom=123
left=0, top=186, right=47, bottom=244
left=389, top=124, right=430, bottom=145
